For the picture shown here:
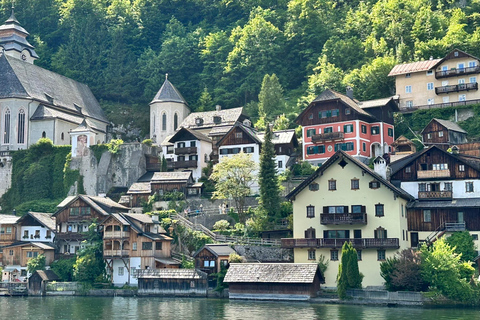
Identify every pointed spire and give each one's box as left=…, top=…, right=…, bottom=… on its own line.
left=6, top=0, right=19, bottom=24
left=165, top=73, right=168, bottom=80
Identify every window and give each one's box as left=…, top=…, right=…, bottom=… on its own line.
left=331, top=109, right=339, bottom=117
left=330, top=250, right=339, bottom=261
left=466, top=182, right=474, bottom=193
left=306, top=129, right=316, bottom=137
left=243, top=147, right=254, bottom=153
left=189, top=155, right=198, bottom=161
left=443, top=96, right=450, bottom=103
left=325, top=230, right=350, bottom=238
left=345, top=108, right=351, bottom=115
left=162, top=113, right=167, bottom=131
left=427, top=82, right=434, bottom=90
left=459, top=164, right=465, bottom=172
left=470, top=77, right=477, bottom=84
left=438, top=131, right=444, bottom=137
left=351, top=205, right=365, bottom=213
left=6, top=227, right=11, bottom=234
left=327, top=206, right=346, bottom=214
left=235, top=132, right=243, bottom=139
left=377, top=250, right=386, bottom=261
left=405, top=73, right=411, bottom=78
left=278, top=161, right=283, bottom=168
left=17, top=109, right=25, bottom=144
left=324, top=127, right=333, bottom=133
left=195, top=117, right=203, bottom=126
left=418, top=183, right=426, bottom=192
left=344, top=124, right=353, bottom=133
left=132, top=242, right=137, bottom=251
left=459, top=94, right=466, bottom=102
left=371, top=126, right=380, bottom=135
left=427, top=133, right=432, bottom=139
left=308, top=249, right=316, bottom=261
left=361, top=125, right=367, bottom=134
left=444, top=182, right=452, bottom=191
left=405, top=85, right=412, bottom=93
left=320, top=110, right=330, bottom=118
left=309, top=183, right=319, bottom=191
left=423, top=210, right=431, bottom=222
left=406, top=100, right=414, bottom=108
left=351, top=179, right=359, bottom=190
left=308, top=113, right=313, bottom=120
left=27, top=251, right=39, bottom=258
left=375, top=204, right=384, bottom=217
left=426, top=70, right=433, bottom=75
left=432, top=163, right=448, bottom=170
left=3, top=109, right=10, bottom=144
left=118, top=267, right=124, bottom=276
left=9, top=250, right=13, bottom=256
left=405, top=166, right=411, bottom=173
left=213, top=116, right=221, bottom=124
left=442, top=66, right=448, bottom=71
left=155, top=242, right=162, bottom=250
left=306, top=205, right=315, bottom=218
left=142, top=242, right=152, bottom=250
left=427, top=98, right=435, bottom=105
left=362, top=142, right=366, bottom=152
left=190, top=141, right=196, bottom=147
left=369, top=181, right=380, bottom=189
left=174, top=113, right=178, bottom=130
left=305, top=227, right=316, bottom=239
left=458, top=62, right=465, bottom=71
left=357, top=250, right=362, bottom=261
left=328, top=179, right=336, bottom=191
left=388, top=128, right=393, bottom=137
left=469, top=61, right=477, bottom=68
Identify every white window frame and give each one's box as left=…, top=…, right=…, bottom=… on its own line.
left=427, top=98, right=435, bottom=105
left=427, top=82, right=434, bottom=90
left=406, top=100, right=413, bottom=108
left=458, top=78, right=465, bottom=84
left=443, top=96, right=450, bottom=103
left=405, top=85, right=412, bottom=93
left=442, top=80, right=448, bottom=86
left=459, top=94, right=466, bottom=102
left=470, top=77, right=477, bottom=83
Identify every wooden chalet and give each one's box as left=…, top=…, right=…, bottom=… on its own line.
left=216, top=121, right=262, bottom=153
left=421, top=118, right=468, bottom=149
left=150, top=171, right=202, bottom=197
left=0, top=214, right=20, bottom=248
left=137, top=269, right=208, bottom=296
left=193, top=244, right=236, bottom=275
left=125, top=182, right=151, bottom=207
left=17, top=212, right=56, bottom=243
left=102, top=213, right=177, bottom=286
left=224, top=263, right=324, bottom=301
left=390, top=135, right=416, bottom=162
left=28, top=270, right=59, bottom=296
left=1, top=242, right=55, bottom=274
left=53, top=195, right=129, bottom=256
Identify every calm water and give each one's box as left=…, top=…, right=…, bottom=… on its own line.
left=1, top=296, right=479, bottom=320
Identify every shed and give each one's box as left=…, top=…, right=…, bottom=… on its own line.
left=224, top=263, right=324, bottom=301
left=137, top=269, right=208, bottom=296
left=193, top=244, right=237, bottom=274
left=28, top=270, right=59, bottom=296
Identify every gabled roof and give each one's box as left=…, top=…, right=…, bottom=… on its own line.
left=151, top=171, right=192, bottom=183
left=358, top=96, right=399, bottom=111
left=32, top=270, right=60, bottom=281
left=224, top=263, right=323, bottom=284
left=105, top=213, right=170, bottom=240
left=391, top=135, right=415, bottom=147
left=3, top=241, right=55, bottom=250
left=137, top=269, right=206, bottom=279
left=0, top=55, right=108, bottom=123
left=126, top=182, right=151, bottom=194
left=168, top=127, right=211, bottom=143
left=0, top=214, right=21, bottom=224
left=388, top=58, right=441, bottom=76
left=258, top=129, right=297, bottom=145
left=216, top=122, right=261, bottom=146
left=150, top=77, right=188, bottom=105
left=286, top=151, right=413, bottom=201
left=179, top=107, right=247, bottom=130
left=18, top=212, right=56, bottom=231
left=193, top=244, right=236, bottom=258
left=54, top=194, right=128, bottom=217
left=431, top=48, right=480, bottom=70
left=421, top=118, right=467, bottom=134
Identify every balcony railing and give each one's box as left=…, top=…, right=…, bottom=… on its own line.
left=311, top=132, right=344, bottom=143
left=167, top=160, right=198, bottom=169
left=104, top=231, right=130, bottom=239
left=281, top=238, right=399, bottom=249
left=435, top=82, right=478, bottom=94
left=436, top=66, right=480, bottom=79
left=320, top=213, right=367, bottom=225
left=103, top=249, right=129, bottom=257
left=55, top=232, right=86, bottom=240
left=0, top=151, right=11, bottom=157
left=417, top=169, right=450, bottom=179
left=175, top=147, right=197, bottom=155
left=418, top=190, right=452, bottom=200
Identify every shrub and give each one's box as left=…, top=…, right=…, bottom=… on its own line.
left=213, top=219, right=230, bottom=231
left=141, top=139, right=153, bottom=146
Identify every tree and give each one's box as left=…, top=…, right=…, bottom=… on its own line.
left=380, top=249, right=427, bottom=292
left=50, top=257, right=76, bottom=282
left=446, top=231, right=477, bottom=263
left=73, top=221, right=105, bottom=283
left=337, top=242, right=362, bottom=299
left=27, top=254, right=46, bottom=274
left=258, top=125, right=281, bottom=226
left=258, top=74, right=285, bottom=121
left=210, top=152, right=257, bottom=224
left=161, top=155, right=168, bottom=172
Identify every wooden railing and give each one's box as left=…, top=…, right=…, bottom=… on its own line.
left=175, top=147, right=197, bottom=155
left=281, top=238, right=399, bottom=249
left=435, top=82, right=478, bottom=94
left=418, top=191, right=452, bottom=200
left=417, top=169, right=450, bottom=179
left=399, top=98, right=480, bottom=113
left=436, top=66, right=480, bottom=78
left=167, top=160, right=198, bottom=169
left=103, top=249, right=129, bottom=257
left=104, top=231, right=130, bottom=239
left=311, top=132, right=344, bottom=143
left=320, top=213, right=367, bottom=225
left=0, top=151, right=11, bottom=157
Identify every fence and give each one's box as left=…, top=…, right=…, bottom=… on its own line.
left=347, top=289, right=424, bottom=303
left=46, top=282, right=80, bottom=292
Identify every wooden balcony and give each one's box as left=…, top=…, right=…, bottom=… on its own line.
left=320, top=213, right=367, bottom=225
left=103, top=249, right=129, bottom=257
left=435, top=82, right=478, bottom=94
left=168, top=160, right=198, bottom=169
left=281, top=238, right=399, bottom=249
left=418, top=190, right=452, bottom=200
left=55, top=232, right=86, bottom=240
left=175, top=147, right=197, bottom=155
left=104, top=231, right=130, bottom=239
left=436, top=66, right=480, bottom=79
left=312, top=132, right=344, bottom=143
left=417, top=169, right=450, bottom=179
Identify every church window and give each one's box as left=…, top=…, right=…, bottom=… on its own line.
left=17, top=109, right=25, bottom=144
left=42, top=131, right=46, bottom=138
left=162, top=113, right=167, bottom=131
left=174, top=113, right=178, bottom=131
left=61, top=132, right=64, bottom=140
left=3, top=109, right=11, bottom=144
left=153, top=115, right=156, bottom=133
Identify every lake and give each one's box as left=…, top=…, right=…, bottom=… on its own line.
left=1, top=296, right=479, bottom=320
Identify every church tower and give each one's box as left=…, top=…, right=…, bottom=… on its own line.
left=0, top=6, right=38, bottom=64
left=150, top=74, right=190, bottom=145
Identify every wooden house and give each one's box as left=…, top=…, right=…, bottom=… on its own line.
left=53, top=195, right=129, bottom=256
left=28, top=270, right=59, bottom=296
left=258, top=129, right=299, bottom=173
left=0, top=214, right=20, bottom=248
left=390, top=135, right=417, bottom=162
left=125, top=182, right=151, bottom=208
left=224, top=263, right=324, bottom=301
left=1, top=242, right=55, bottom=281
left=137, top=269, right=208, bottom=296
left=17, top=212, right=55, bottom=243
left=193, top=244, right=236, bottom=275
left=150, top=171, right=202, bottom=198
left=421, top=118, right=468, bottom=149
left=102, top=213, right=178, bottom=286
left=389, top=145, right=480, bottom=247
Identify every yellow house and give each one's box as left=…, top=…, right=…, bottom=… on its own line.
left=282, top=151, right=413, bottom=287
left=389, top=49, right=480, bottom=111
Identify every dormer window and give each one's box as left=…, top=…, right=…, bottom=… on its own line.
left=195, top=118, right=204, bottom=126
left=74, top=104, right=82, bottom=113
left=213, top=116, right=222, bottom=124
left=44, top=93, right=54, bottom=104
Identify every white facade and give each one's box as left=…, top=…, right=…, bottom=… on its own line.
left=110, top=256, right=141, bottom=286
left=150, top=101, right=190, bottom=146
left=20, top=226, right=54, bottom=243
left=400, top=180, right=480, bottom=199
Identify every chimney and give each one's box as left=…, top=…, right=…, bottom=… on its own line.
left=346, top=87, right=354, bottom=100
left=216, top=105, right=221, bottom=111
left=373, top=157, right=387, bottom=180
left=429, top=56, right=433, bottom=60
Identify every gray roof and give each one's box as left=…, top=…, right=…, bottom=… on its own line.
left=310, top=89, right=373, bottom=118
left=127, top=182, right=151, bottom=194
left=3, top=241, right=55, bottom=250
left=151, top=171, right=192, bottom=182
left=150, top=77, right=188, bottom=105
left=0, top=54, right=108, bottom=124
left=408, top=198, right=480, bottom=209
left=422, top=118, right=467, bottom=134
left=224, top=263, right=321, bottom=283
left=168, top=127, right=211, bottom=143
left=0, top=214, right=21, bottom=224
left=179, top=107, right=246, bottom=130
left=358, top=96, right=396, bottom=109
left=34, top=270, right=60, bottom=281
left=258, top=129, right=296, bottom=145
left=25, top=212, right=56, bottom=231
left=194, top=244, right=236, bottom=258
left=0, top=12, right=38, bottom=58
left=138, top=269, right=206, bottom=279
left=55, top=195, right=128, bottom=217
left=208, top=125, right=233, bottom=137
left=217, top=122, right=261, bottom=146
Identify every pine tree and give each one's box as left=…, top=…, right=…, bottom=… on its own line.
left=258, top=74, right=285, bottom=121
left=161, top=155, right=168, bottom=172
left=258, top=125, right=281, bottom=227
left=337, top=242, right=362, bottom=299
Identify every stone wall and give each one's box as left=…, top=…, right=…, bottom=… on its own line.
left=0, top=155, right=13, bottom=204
left=233, top=245, right=293, bottom=263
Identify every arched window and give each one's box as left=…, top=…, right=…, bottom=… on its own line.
left=162, top=112, right=167, bottom=131
left=18, top=109, right=25, bottom=144
left=174, top=113, right=178, bottom=131
left=61, top=132, right=65, bottom=141
left=42, top=131, right=46, bottom=138
left=3, top=109, right=10, bottom=144
left=153, top=115, right=156, bottom=133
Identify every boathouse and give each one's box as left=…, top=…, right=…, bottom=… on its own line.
left=137, top=269, right=208, bottom=296
left=28, top=270, right=59, bottom=296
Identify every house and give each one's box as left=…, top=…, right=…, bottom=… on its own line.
left=224, top=263, right=324, bottom=301
left=297, top=89, right=397, bottom=165
left=390, top=135, right=417, bottom=162
left=17, top=212, right=55, bottom=243
left=389, top=49, right=480, bottom=111
left=0, top=214, right=20, bottom=248
left=389, top=145, right=480, bottom=247
left=0, top=10, right=109, bottom=152
left=102, top=213, right=177, bottom=286
left=28, top=270, right=59, bottom=296
left=1, top=242, right=55, bottom=281
left=53, top=194, right=129, bottom=256
left=283, top=151, right=413, bottom=287
left=258, top=129, right=299, bottom=173
left=193, top=244, right=236, bottom=275
left=137, top=269, right=208, bottom=296
left=421, top=118, right=468, bottom=148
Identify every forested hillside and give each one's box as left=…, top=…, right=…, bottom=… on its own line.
left=4, top=0, right=480, bottom=137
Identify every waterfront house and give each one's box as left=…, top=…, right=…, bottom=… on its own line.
left=283, top=151, right=413, bottom=287
left=137, top=269, right=208, bottom=296
left=224, top=263, right=324, bottom=301
left=28, top=270, right=59, bottom=296
left=193, top=244, right=237, bottom=275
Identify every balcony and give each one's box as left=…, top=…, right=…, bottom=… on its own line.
left=103, top=249, right=129, bottom=257
left=311, top=132, right=344, bottom=143
left=417, top=169, right=450, bottom=179
left=436, top=66, right=480, bottom=79
left=104, top=231, right=130, bottom=239
left=55, top=232, right=86, bottom=240
left=320, top=213, right=367, bottom=225
left=281, top=238, right=399, bottom=249
left=175, top=147, right=197, bottom=155
left=167, top=160, right=198, bottom=169
left=435, top=82, right=478, bottom=94
left=418, top=190, right=452, bottom=200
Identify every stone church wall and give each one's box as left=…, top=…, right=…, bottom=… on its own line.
left=0, top=155, right=13, bottom=206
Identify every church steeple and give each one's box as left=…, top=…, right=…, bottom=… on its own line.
left=0, top=3, right=38, bottom=63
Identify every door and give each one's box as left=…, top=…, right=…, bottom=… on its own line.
left=411, top=232, right=419, bottom=248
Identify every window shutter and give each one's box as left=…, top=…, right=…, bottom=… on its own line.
left=344, top=206, right=349, bottom=213
left=362, top=205, right=366, bottom=213
left=305, top=230, right=308, bottom=238
left=345, top=230, right=350, bottom=239
left=323, top=230, right=328, bottom=238
left=323, top=206, right=329, bottom=213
